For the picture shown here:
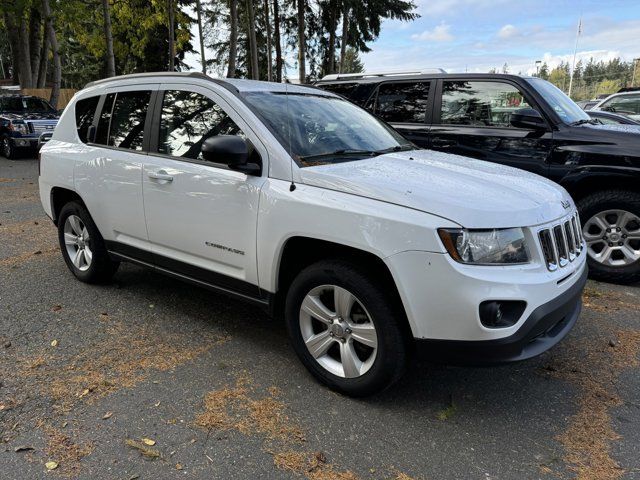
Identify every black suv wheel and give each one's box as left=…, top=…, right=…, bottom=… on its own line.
left=1, top=135, right=17, bottom=159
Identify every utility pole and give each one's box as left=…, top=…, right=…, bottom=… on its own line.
left=632, top=58, right=639, bottom=87
left=535, top=60, right=541, bottom=76
left=568, top=16, right=582, bottom=98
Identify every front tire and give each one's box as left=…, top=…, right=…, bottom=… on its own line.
left=57, top=201, right=119, bottom=283
left=1, top=135, right=17, bottom=160
left=578, top=190, right=640, bottom=284
left=284, top=260, right=408, bottom=397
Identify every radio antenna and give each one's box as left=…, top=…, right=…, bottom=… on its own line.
left=285, top=82, right=296, bottom=192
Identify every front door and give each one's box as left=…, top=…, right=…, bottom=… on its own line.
left=429, top=79, right=553, bottom=177
left=141, top=85, right=267, bottom=299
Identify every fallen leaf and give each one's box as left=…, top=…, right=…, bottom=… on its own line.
left=154, top=401, right=161, bottom=407
left=61, top=422, right=68, bottom=428
left=51, top=339, right=58, bottom=347
left=125, top=439, right=161, bottom=459
left=14, top=445, right=35, bottom=452
left=79, top=388, right=90, bottom=398
left=0, top=405, right=5, bottom=411
left=176, top=463, right=183, bottom=470
left=45, top=461, right=58, bottom=470
left=142, top=438, right=156, bottom=446
left=52, top=305, right=62, bottom=312
left=102, top=411, right=113, bottom=420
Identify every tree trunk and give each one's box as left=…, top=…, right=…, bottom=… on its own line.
left=29, top=7, right=42, bottom=86
left=195, top=0, right=207, bottom=74
left=18, top=16, right=34, bottom=87
left=246, top=0, right=259, bottom=80
left=264, top=0, right=273, bottom=81
left=325, top=0, right=337, bottom=75
left=3, top=12, right=22, bottom=85
left=227, top=0, right=238, bottom=77
left=42, top=0, right=60, bottom=108
left=167, top=0, right=175, bottom=71
left=102, top=0, right=116, bottom=77
left=297, top=0, right=305, bottom=83
left=339, top=1, right=348, bottom=73
left=273, top=0, right=282, bottom=82
left=37, top=27, right=50, bottom=88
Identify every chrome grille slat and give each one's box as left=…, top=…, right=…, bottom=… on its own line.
left=538, top=213, right=583, bottom=271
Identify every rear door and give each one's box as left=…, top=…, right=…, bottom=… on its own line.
left=429, top=79, right=553, bottom=177
left=74, top=85, right=158, bottom=256
left=141, top=84, right=267, bottom=299
left=368, top=80, right=433, bottom=148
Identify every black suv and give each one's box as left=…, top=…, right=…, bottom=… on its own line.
left=0, top=94, right=59, bottom=159
left=316, top=72, right=640, bottom=284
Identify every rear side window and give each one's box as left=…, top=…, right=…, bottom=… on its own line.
left=158, top=90, right=243, bottom=160
left=374, top=82, right=430, bottom=123
left=75, top=96, right=99, bottom=143
left=108, top=91, right=151, bottom=150
left=95, top=93, right=115, bottom=145
left=601, top=94, right=640, bottom=117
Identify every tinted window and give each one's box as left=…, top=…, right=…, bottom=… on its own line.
left=108, top=91, right=150, bottom=150
left=75, top=96, right=99, bottom=143
left=602, top=94, right=640, bottom=117
left=95, top=93, right=115, bottom=145
left=375, top=82, right=430, bottom=123
left=440, top=81, right=533, bottom=127
left=1, top=96, right=55, bottom=113
left=158, top=90, right=243, bottom=160
left=316, top=83, right=376, bottom=106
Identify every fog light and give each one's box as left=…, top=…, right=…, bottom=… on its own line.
left=479, top=301, right=526, bottom=328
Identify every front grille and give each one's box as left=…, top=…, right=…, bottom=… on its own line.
left=538, top=212, right=583, bottom=271
left=27, top=120, right=58, bottom=134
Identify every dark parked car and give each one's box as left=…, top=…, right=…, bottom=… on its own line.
left=0, top=94, right=59, bottom=159
left=587, top=110, right=640, bottom=127
left=316, top=72, right=640, bottom=284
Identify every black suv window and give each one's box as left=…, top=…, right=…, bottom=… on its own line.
left=108, top=91, right=151, bottom=150
left=440, top=81, right=533, bottom=127
left=75, top=96, right=100, bottom=143
left=374, top=82, right=430, bottom=123
left=157, top=90, right=243, bottom=160
left=316, top=83, right=376, bottom=107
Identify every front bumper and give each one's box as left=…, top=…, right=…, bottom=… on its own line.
left=416, top=265, right=587, bottom=364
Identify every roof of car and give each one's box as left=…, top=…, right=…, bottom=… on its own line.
left=315, top=72, right=536, bottom=84
left=83, top=72, right=334, bottom=96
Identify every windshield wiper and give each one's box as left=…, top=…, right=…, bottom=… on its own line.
left=372, top=144, right=415, bottom=154
left=570, top=119, right=597, bottom=126
left=299, top=144, right=414, bottom=162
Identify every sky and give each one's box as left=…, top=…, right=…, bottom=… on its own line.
left=186, top=0, right=640, bottom=78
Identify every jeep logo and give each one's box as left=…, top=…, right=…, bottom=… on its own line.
left=561, top=200, right=571, bottom=210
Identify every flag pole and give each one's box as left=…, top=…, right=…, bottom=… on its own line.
left=568, top=16, right=582, bottom=98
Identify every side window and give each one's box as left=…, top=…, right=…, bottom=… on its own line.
left=75, top=96, right=100, bottom=143
left=440, top=81, right=533, bottom=127
left=375, top=82, right=430, bottom=123
left=95, top=93, right=115, bottom=145
left=108, top=91, right=151, bottom=150
left=158, top=90, right=243, bottom=160
left=602, top=95, right=640, bottom=116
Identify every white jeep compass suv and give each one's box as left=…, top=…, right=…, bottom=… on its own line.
left=39, top=73, right=587, bottom=396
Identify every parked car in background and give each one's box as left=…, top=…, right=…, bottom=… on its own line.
left=39, top=72, right=587, bottom=396
left=592, top=91, right=640, bottom=121
left=0, top=94, right=59, bottom=159
left=587, top=110, right=640, bottom=127
left=576, top=100, right=598, bottom=110
left=316, top=71, right=640, bottom=284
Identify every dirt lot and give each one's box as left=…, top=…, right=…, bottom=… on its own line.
left=1, top=156, right=639, bottom=480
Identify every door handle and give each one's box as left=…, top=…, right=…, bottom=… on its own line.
left=148, top=170, right=173, bottom=182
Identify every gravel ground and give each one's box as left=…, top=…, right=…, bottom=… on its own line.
left=1, top=156, right=639, bottom=480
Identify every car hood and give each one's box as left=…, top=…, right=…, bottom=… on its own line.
left=299, top=150, right=574, bottom=228
left=1, top=112, right=60, bottom=121
left=584, top=123, right=640, bottom=134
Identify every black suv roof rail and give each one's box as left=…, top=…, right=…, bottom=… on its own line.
left=320, top=68, right=446, bottom=81
left=83, top=71, right=214, bottom=89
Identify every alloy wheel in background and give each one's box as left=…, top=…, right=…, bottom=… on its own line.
left=583, top=209, right=640, bottom=267
left=299, top=284, right=378, bottom=379
left=63, top=214, right=93, bottom=272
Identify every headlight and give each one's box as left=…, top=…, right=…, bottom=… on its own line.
left=438, top=228, right=530, bottom=265
left=10, top=122, right=28, bottom=135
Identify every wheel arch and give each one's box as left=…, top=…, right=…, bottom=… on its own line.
left=561, top=169, right=639, bottom=203
left=50, top=187, right=86, bottom=225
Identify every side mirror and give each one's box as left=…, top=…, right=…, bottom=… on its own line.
left=87, top=125, right=97, bottom=143
left=201, top=135, right=261, bottom=175
left=510, top=108, right=546, bottom=130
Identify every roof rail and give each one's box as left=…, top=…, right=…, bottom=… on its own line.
left=84, top=71, right=211, bottom=89
left=320, top=68, right=447, bottom=81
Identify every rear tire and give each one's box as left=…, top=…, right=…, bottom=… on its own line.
left=577, top=190, right=640, bottom=284
left=284, top=260, right=409, bottom=397
left=57, top=201, right=119, bottom=284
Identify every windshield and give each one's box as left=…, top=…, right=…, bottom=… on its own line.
left=241, top=92, right=412, bottom=166
left=2, top=96, right=56, bottom=113
left=527, top=78, right=590, bottom=124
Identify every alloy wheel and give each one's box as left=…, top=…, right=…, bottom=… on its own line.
left=299, top=284, right=378, bottom=378
left=583, top=209, right=640, bottom=266
left=1, top=138, right=10, bottom=158
left=63, top=214, right=93, bottom=272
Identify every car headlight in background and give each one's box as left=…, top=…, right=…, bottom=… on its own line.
left=10, top=122, right=28, bottom=135
left=438, top=228, right=530, bottom=265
